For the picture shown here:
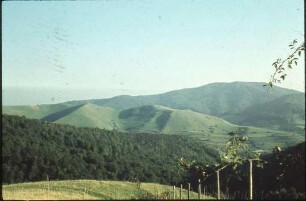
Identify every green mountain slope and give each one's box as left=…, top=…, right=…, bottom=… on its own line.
left=221, top=93, right=305, bottom=134
left=62, top=82, right=304, bottom=133
left=67, top=82, right=300, bottom=116
left=39, top=103, right=304, bottom=151
left=54, top=103, right=119, bottom=130
left=3, top=82, right=304, bottom=134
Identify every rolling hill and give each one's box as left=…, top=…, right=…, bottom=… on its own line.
left=4, top=101, right=304, bottom=152
left=54, top=104, right=119, bottom=130
left=3, top=82, right=304, bottom=134
left=13, top=102, right=304, bottom=151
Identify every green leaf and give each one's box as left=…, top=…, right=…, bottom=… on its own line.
left=269, top=82, right=273, bottom=87
left=280, top=74, right=287, bottom=80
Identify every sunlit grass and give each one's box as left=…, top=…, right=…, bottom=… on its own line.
left=3, top=180, right=215, bottom=200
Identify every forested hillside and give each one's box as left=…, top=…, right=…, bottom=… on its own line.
left=2, top=114, right=219, bottom=184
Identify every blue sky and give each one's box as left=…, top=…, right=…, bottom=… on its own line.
left=2, top=0, right=305, bottom=105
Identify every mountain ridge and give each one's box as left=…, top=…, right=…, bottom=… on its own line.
left=3, top=82, right=304, bottom=136
left=66, top=81, right=302, bottom=116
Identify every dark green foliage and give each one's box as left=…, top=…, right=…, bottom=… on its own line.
left=225, top=142, right=305, bottom=199
left=2, top=114, right=219, bottom=185
left=179, top=133, right=305, bottom=199
left=253, top=142, right=305, bottom=197
left=265, top=188, right=305, bottom=200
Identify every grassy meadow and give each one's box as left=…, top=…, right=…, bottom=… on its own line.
left=2, top=180, right=215, bottom=200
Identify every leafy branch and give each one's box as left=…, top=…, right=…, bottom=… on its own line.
left=265, top=39, right=305, bottom=88
left=222, top=131, right=264, bottom=169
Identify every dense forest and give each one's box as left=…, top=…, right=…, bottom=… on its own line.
left=2, top=114, right=219, bottom=185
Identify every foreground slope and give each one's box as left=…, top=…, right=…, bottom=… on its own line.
left=2, top=180, right=214, bottom=200
left=2, top=180, right=212, bottom=200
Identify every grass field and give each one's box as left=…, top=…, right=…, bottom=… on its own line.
left=2, top=180, right=215, bottom=200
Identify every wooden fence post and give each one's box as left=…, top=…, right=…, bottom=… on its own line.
left=216, top=170, right=220, bottom=199
left=249, top=159, right=253, bottom=200
left=203, top=186, right=205, bottom=199
left=198, top=179, right=201, bottom=200
left=173, top=185, right=176, bottom=199
left=188, top=183, right=190, bottom=200
left=47, top=175, right=49, bottom=199
left=180, top=184, right=182, bottom=200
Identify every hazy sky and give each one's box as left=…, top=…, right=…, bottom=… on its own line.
left=2, top=0, right=305, bottom=105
